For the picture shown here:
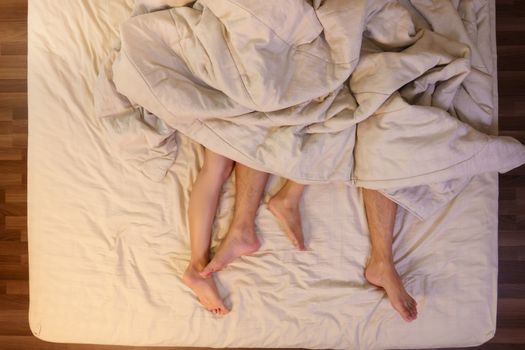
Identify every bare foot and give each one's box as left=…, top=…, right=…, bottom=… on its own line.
left=268, top=196, right=305, bottom=250
left=182, top=264, right=229, bottom=315
left=200, top=227, right=260, bottom=278
left=365, top=257, right=418, bottom=322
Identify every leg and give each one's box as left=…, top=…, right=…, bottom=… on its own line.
left=200, top=163, right=269, bottom=277
left=362, top=188, right=418, bottom=322
left=182, top=148, right=233, bottom=315
left=268, top=180, right=306, bottom=250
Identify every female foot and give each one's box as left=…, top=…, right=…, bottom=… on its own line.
left=182, top=264, right=229, bottom=315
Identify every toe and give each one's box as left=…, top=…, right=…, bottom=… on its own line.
left=411, top=307, right=418, bottom=318
left=199, top=264, right=214, bottom=278
left=397, top=303, right=413, bottom=322
left=208, top=259, right=224, bottom=273
left=412, top=305, right=418, bottom=318
left=406, top=303, right=417, bottom=320
left=408, top=300, right=417, bottom=312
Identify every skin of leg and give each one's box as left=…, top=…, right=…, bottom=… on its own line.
left=200, top=163, right=269, bottom=277
left=268, top=180, right=306, bottom=250
left=182, top=148, right=233, bottom=315
left=362, top=188, right=418, bottom=322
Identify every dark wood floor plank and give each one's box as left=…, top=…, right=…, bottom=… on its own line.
left=0, top=21, right=26, bottom=41
left=498, top=261, right=525, bottom=284
left=499, top=200, right=525, bottom=215
left=497, top=299, right=525, bottom=328
left=0, top=41, right=27, bottom=55
left=0, top=148, right=24, bottom=161
left=0, top=264, right=28, bottom=281
left=12, top=106, right=27, bottom=120
left=499, top=246, right=525, bottom=261
left=0, top=173, right=22, bottom=187
left=497, top=46, right=525, bottom=71
left=490, top=329, right=525, bottom=344
left=499, top=96, right=525, bottom=117
left=498, top=71, right=525, bottom=96
left=0, top=93, right=27, bottom=108
left=0, top=108, right=13, bottom=122
left=0, top=0, right=27, bottom=22
left=498, top=284, right=525, bottom=299
left=5, top=280, right=28, bottom=295
left=500, top=116, right=525, bottom=131
left=499, top=175, right=525, bottom=188
left=496, top=17, right=525, bottom=31
left=496, top=31, right=525, bottom=46
left=4, top=187, right=26, bottom=202
left=0, top=79, right=26, bottom=93
left=0, top=294, right=28, bottom=310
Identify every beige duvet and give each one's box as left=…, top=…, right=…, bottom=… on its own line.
left=27, top=0, right=518, bottom=348
left=98, top=0, right=524, bottom=219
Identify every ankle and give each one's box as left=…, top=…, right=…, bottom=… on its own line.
left=368, top=253, right=393, bottom=267
left=231, top=226, right=259, bottom=244
left=230, top=220, right=253, bottom=233
left=272, top=192, right=300, bottom=209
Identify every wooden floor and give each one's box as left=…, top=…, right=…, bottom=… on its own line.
left=0, top=0, right=523, bottom=349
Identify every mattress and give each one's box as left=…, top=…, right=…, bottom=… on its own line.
left=28, top=0, right=499, bottom=348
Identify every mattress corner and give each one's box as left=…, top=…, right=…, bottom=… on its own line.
left=28, top=310, right=45, bottom=341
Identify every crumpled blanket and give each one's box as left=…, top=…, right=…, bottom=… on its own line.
left=95, top=0, right=525, bottom=219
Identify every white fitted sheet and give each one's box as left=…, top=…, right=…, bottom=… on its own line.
left=28, top=0, right=499, bottom=348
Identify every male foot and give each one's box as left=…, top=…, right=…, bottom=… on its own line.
left=200, top=227, right=260, bottom=278
left=365, top=257, right=417, bottom=322
left=268, top=196, right=305, bottom=250
left=182, top=264, right=229, bottom=315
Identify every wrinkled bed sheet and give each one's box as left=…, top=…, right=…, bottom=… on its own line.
left=27, top=0, right=512, bottom=348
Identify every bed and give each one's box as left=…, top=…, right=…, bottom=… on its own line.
left=28, top=0, right=509, bottom=348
